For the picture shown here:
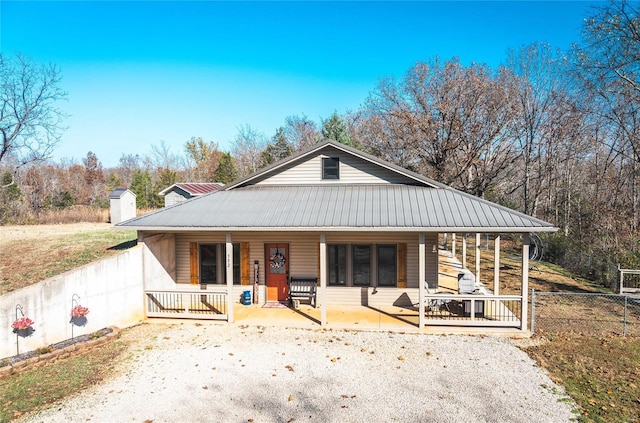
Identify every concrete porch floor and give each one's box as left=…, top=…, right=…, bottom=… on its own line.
left=230, top=249, right=528, bottom=337
left=232, top=303, right=528, bottom=337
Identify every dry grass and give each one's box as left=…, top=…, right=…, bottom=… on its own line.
left=0, top=225, right=136, bottom=294
left=31, top=206, right=110, bottom=225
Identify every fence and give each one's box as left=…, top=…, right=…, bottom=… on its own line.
left=423, top=294, right=522, bottom=328
left=145, top=289, right=229, bottom=320
left=530, top=290, right=640, bottom=337
left=619, top=266, right=640, bottom=293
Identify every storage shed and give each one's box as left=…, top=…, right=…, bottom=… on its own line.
left=109, top=188, right=136, bottom=224
left=158, top=183, right=223, bottom=207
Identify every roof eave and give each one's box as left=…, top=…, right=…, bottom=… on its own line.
left=115, top=225, right=558, bottom=233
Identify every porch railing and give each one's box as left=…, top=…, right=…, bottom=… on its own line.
left=619, top=266, right=640, bottom=294
left=422, top=294, right=522, bottom=327
left=145, top=289, right=228, bottom=320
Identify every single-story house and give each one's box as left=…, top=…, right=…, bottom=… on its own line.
left=159, top=182, right=224, bottom=207
left=117, top=140, right=556, bottom=330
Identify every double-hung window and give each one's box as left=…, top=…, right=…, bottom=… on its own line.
left=377, top=245, right=397, bottom=287
left=199, top=243, right=240, bottom=285
left=352, top=245, right=371, bottom=286
left=328, top=244, right=347, bottom=286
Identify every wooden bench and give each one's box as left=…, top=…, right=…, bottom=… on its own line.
left=289, top=276, right=317, bottom=308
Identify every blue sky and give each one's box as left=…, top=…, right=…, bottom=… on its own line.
left=2, top=1, right=600, bottom=168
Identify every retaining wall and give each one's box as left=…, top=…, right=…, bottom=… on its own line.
left=1, top=246, right=145, bottom=359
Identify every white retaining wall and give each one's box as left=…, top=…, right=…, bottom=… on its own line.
left=1, top=246, right=146, bottom=359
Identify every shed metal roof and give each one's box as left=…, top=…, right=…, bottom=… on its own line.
left=159, top=183, right=223, bottom=196
left=109, top=188, right=134, bottom=199
left=117, top=184, right=556, bottom=232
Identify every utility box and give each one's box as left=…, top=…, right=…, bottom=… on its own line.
left=109, top=188, right=136, bottom=224
left=457, top=272, right=476, bottom=294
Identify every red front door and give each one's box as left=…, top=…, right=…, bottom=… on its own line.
left=265, top=243, right=289, bottom=302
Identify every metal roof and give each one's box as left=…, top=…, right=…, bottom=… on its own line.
left=159, top=183, right=223, bottom=196
left=109, top=188, right=134, bottom=199
left=117, top=184, right=556, bottom=232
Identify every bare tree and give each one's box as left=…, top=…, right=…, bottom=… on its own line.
left=150, top=140, right=182, bottom=171
left=571, top=0, right=640, bottom=233
left=184, top=137, right=222, bottom=181
left=283, top=114, right=320, bottom=151
left=505, top=42, right=570, bottom=215
left=361, top=58, right=519, bottom=197
left=0, top=54, right=67, bottom=185
left=231, top=124, right=267, bottom=177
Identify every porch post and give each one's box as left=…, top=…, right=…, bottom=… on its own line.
left=451, top=233, right=456, bottom=257
left=475, top=233, right=481, bottom=282
left=462, top=235, right=467, bottom=269
left=226, top=233, right=234, bottom=323
left=319, top=233, right=327, bottom=326
left=521, top=234, right=530, bottom=331
left=419, top=233, right=425, bottom=329
left=493, top=235, right=500, bottom=295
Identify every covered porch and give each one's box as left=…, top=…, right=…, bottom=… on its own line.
left=143, top=232, right=532, bottom=332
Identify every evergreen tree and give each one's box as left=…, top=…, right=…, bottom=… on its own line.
left=129, top=169, right=154, bottom=208
left=214, top=152, right=237, bottom=184
left=259, top=127, right=293, bottom=167
left=321, top=111, right=353, bottom=146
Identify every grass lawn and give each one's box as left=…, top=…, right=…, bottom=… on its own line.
left=0, top=339, right=128, bottom=423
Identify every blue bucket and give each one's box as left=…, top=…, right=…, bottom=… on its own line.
left=242, top=290, right=252, bottom=305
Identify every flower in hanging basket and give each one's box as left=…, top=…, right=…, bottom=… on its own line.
left=11, top=316, right=34, bottom=332
left=71, top=304, right=89, bottom=318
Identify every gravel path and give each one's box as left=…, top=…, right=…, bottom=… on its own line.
left=20, top=322, right=576, bottom=423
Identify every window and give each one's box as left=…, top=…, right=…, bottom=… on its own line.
left=352, top=245, right=371, bottom=286
left=325, top=243, right=398, bottom=288
left=225, top=243, right=241, bottom=284
left=322, top=157, right=340, bottom=179
left=200, top=243, right=240, bottom=285
left=377, top=245, right=397, bottom=287
left=199, top=244, right=217, bottom=284
left=328, top=244, right=347, bottom=286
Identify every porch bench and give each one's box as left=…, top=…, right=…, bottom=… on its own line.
left=289, top=276, right=317, bottom=308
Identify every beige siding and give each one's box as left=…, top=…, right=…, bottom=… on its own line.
left=324, top=287, right=420, bottom=307
left=164, top=191, right=187, bottom=207
left=255, top=148, right=414, bottom=185
left=174, top=231, right=439, bottom=291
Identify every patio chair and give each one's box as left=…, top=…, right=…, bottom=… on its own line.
left=424, top=282, right=452, bottom=313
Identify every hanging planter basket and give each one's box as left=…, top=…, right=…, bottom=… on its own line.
left=12, top=317, right=35, bottom=337
left=70, top=305, right=89, bottom=326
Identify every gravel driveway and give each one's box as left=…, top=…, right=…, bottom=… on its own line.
left=20, top=322, right=576, bottom=423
